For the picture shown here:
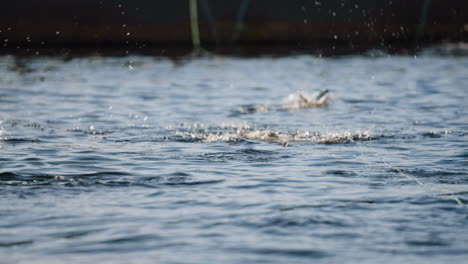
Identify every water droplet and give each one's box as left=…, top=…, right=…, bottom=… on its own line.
left=126, top=32, right=130, bottom=36
left=303, top=19, right=308, bottom=24
left=89, top=125, right=95, bottom=131
left=144, top=116, right=148, bottom=122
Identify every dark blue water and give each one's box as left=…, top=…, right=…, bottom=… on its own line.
left=1, top=52, right=467, bottom=263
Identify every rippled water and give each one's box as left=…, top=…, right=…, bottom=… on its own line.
left=1, top=53, right=467, bottom=263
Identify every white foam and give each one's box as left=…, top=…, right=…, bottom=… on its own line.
left=174, top=123, right=370, bottom=144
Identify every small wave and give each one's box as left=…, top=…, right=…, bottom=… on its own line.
left=0, top=240, right=34, bottom=247
left=98, top=234, right=158, bottom=245
left=195, top=149, right=284, bottom=163
left=247, top=247, right=330, bottom=258
left=0, top=137, right=41, bottom=144
left=0, top=172, right=21, bottom=180
left=389, top=168, right=468, bottom=184
left=0, top=171, right=130, bottom=186
left=51, top=229, right=101, bottom=240
left=137, top=172, right=224, bottom=187
left=405, top=239, right=449, bottom=247
left=163, top=179, right=224, bottom=186
left=366, top=130, right=463, bottom=142
left=420, top=130, right=452, bottom=138
left=325, top=170, right=358, bottom=176
left=0, top=174, right=67, bottom=186
left=250, top=214, right=352, bottom=228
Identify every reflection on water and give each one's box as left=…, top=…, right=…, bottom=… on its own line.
left=0, top=52, right=467, bottom=263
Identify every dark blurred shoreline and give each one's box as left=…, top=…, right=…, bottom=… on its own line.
left=1, top=0, right=467, bottom=57
left=3, top=42, right=468, bottom=59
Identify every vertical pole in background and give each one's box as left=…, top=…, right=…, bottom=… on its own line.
left=189, top=0, right=201, bottom=53
left=232, top=0, right=250, bottom=43
left=416, top=0, right=432, bottom=44
left=200, top=0, right=219, bottom=46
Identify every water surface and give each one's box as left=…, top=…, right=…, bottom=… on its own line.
left=1, top=53, right=467, bottom=263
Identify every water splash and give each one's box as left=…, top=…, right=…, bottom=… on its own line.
left=281, top=89, right=329, bottom=110
left=173, top=123, right=370, bottom=144
left=234, top=90, right=330, bottom=115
